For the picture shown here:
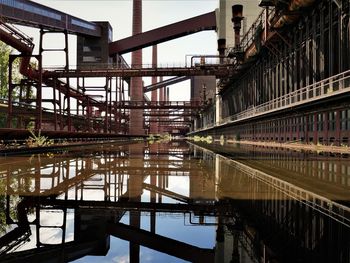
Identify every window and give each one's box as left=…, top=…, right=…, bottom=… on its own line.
left=328, top=111, right=336, bottom=131
left=72, top=18, right=97, bottom=30
left=317, top=113, right=324, bottom=131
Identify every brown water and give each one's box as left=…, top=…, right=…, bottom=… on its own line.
left=0, top=140, right=349, bottom=263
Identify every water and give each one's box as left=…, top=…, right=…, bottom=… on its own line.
left=0, top=140, right=349, bottom=262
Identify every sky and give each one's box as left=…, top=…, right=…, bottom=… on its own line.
left=17, top=0, right=262, bottom=102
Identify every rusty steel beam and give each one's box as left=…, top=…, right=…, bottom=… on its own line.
left=149, top=120, right=192, bottom=123
left=144, top=76, right=190, bottom=93
left=110, top=101, right=202, bottom=110
left=144, top=112, right=197, bottom=117
left=33, top=199, right=221, bottom=214
left=109, top=11, right=216, bottom=55
left=108, top=222, right=215, bottom=263
left=44, top=65, right=232, bottom=78
left=143, top=183, right=189, bottom=203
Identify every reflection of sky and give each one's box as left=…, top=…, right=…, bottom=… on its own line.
left=74, top=212, right=215, bottom=263
left=15, top=210, right=75, bottom=252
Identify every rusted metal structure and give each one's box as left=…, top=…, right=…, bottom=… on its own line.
left=0, top=0, right=226, bottom=137
left=3, top=0, right=347, bottom=142
left=192, top=0, right=350, bottom=146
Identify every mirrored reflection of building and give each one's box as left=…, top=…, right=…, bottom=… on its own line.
left=0, top=141, right=349, bottom=262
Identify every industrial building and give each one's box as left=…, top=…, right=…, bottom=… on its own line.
left=0, top=0, right=350, bottom=262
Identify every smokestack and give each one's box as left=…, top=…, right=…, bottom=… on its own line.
left=231, top=5, right=243, bottom=48
left=129, top=0, right=144, bottom=135
left=217, top=38, right=226, bottom=63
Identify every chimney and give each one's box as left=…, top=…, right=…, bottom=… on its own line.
left=231, top=5, right=243, bottom=48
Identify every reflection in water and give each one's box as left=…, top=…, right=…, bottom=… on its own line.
left=0, top=140, right=349, bottom=262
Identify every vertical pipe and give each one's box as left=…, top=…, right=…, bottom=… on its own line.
left=53, top=80, right=57, bottom=131
left=59, top=83, right=63, bottom=131
left=76, top=78, right=80, bottom=116
left=158, top=76, right=164, bottom=134
left=105, top=77, right=109, bottom=133
left=150, top=45, right=158, bottom=134
left=7, top=56, right=13, bottom=128
left=36, top=55, right=42, bottom=130
left=64, top=31, right=72, bottom=131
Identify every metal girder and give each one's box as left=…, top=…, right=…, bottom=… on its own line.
left=0, top=1, right=100, bottom=37
left=44, top=65, right=233, bottom=78
left=144, top=112, right=197, bottom=117
left=32, top=199, right=221, bottom=214
left=144, top=76, right=190, bottom=93
left=109, top=11, right=216, bottom=55
left=108, top=222, right=215, bottom=263
left=142, top=183, right=189, bottom=203
left=112, top=100, right=202, bottom=110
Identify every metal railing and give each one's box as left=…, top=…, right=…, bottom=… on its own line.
left=226, top=7, right=277, bottom=57
left=0, top=19, right=34, bottom=49
left=196, top=69, right=350, bottom=132
left=221, top=156, right=350, bottom=228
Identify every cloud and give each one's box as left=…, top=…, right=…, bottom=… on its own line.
left=112, top=255, right=129, bottom=263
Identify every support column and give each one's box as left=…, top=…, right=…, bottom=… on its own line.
left=158, top=76, right=164, bottom=134
left=150, top=45, right=158, bottom=134
left=7, top=55, right=14, bottom=128
left=129, top=0, right=144, bottom=136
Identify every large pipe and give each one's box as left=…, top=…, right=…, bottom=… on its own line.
left=150, top=45, right=158, bottom=134
left=0, top=27, right=36, bottom=79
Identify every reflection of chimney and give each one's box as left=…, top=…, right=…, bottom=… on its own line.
left=217, top=38, right=226, bottom=64
left=231, top=5, right=243, bottom=48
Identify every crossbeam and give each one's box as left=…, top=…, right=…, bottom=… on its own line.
left=108, top=222, right=215, bottom=263
left=109, top=11, right=216, bottom=55
left=44, top=65, right=233, bottom=78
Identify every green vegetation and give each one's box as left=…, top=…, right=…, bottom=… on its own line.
left=0, top=41, right=35, bottom=128
left=147, top=133, right=172, bottom=144
left=26, top=129, right=53, bottom=147
left=192, top=135, right=213, bottom=144
left=0, top=41, right=21, bottom=99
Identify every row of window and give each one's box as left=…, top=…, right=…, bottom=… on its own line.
left=71, top=18, right=97, bottom=31
left=1, top=0, right=98, bottom=31
left=243, top=111, right=350, bottom=134
left=1, top=0, right=61, bottom=20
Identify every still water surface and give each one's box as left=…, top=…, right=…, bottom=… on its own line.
left=0, top=140, right=349, bottom=262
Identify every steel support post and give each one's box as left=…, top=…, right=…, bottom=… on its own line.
left=53, top=80, right=58, bottom=130
left=64, top=30, right=72, bottom=131
left=36, top=55, right=43, bottom=130
left=7, top=55, right=14, bottom=128
left=104, top=77, right=109, bottom=133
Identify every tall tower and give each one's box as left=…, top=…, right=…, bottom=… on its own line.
left=129, top=0, right=144, bottom=135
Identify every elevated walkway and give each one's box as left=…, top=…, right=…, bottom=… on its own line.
left=0, top=0, right=100, bottom=36
left=44, top=64, right=233, bottom=78
left=193, top=69, right=350, bottom=133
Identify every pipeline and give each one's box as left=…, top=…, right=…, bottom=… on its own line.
left=273, top=0, right=316, bottom=28
left=0, top=22, right=35, bottom=77
left=0, top=21, right=99, bottom=105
